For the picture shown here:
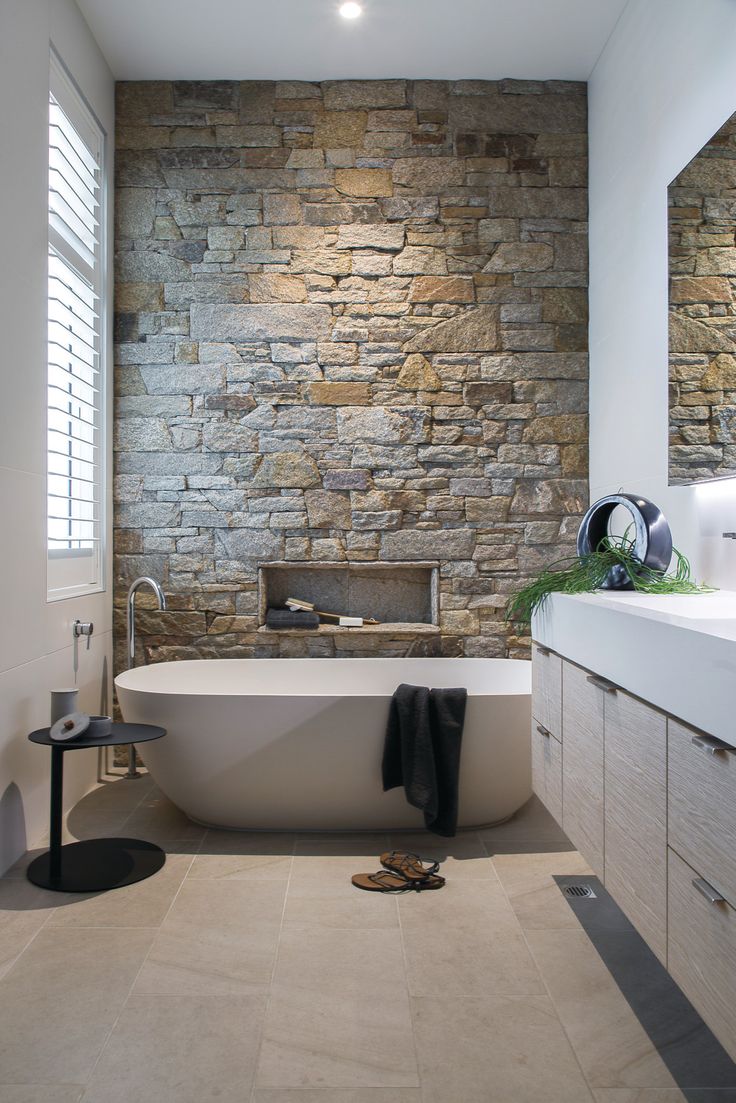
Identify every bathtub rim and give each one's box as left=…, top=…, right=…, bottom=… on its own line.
left=115, top=655, right=531, bottom=699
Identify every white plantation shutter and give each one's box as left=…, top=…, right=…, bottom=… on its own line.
left=47, top=56, right=106, bottom=598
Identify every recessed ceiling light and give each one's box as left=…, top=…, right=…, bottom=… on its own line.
left=339, top=2, right=362, bottom=18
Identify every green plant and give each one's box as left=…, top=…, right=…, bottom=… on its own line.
left=505, top=531, right=714, bottom=627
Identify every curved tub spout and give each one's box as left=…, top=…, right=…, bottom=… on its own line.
left=125, top=577, right=167, bottom=778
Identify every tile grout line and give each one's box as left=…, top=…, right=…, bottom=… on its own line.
left=482, top=830, right=598, bottom=1103
left=397, top=831, right=457, bottom=1102
left=115, top=775, right=168, bottom=833
left=75, top=812, right=205, bottom=1100
left=247, top=830, right=297, bottom=1103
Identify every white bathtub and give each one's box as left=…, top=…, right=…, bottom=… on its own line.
left=114, top=657, right=531, bottom=832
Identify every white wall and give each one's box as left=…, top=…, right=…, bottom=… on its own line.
left=0, top=0, right=114, bottom=873
left=588, top=0, right=736, bottom=588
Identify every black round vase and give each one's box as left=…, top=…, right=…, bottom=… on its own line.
left=576, top=493, right=673, bottom=590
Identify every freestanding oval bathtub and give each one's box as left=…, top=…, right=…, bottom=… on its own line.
left=115, top=657, right=531, bottom=832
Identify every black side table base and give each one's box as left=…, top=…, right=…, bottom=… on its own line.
left=27, top=837, right=166, bottom=893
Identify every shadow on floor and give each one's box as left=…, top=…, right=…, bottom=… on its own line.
left=555, top=874, right=736, bottom=1100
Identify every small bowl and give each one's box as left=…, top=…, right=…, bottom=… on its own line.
left=87, top=715, right=112, bottom=738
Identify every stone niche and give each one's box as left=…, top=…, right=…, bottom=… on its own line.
left=112, top=77, right=589, bottom=666
left=259, top=562, right=439, bottom=634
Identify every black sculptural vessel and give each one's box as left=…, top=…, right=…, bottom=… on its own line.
left=576, top=493, right=673, bottom=590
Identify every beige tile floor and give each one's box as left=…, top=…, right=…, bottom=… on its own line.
left=0, top=778, right=732, bottom=1103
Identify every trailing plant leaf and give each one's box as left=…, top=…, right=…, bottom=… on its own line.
left=505, top=532, right=714, bottom=627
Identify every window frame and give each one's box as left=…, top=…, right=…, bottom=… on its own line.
left=46, top=50, right=108, bottom=603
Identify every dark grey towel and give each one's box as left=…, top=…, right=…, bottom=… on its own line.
left=266, top=608, right=320, bottom=629
left=382, top=682, right=467, bottom=837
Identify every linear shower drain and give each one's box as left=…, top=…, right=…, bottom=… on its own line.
left=563, top=883, right=597, bottom=899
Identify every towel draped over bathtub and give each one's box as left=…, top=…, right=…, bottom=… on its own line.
left=382, top=683, right=467, bottom=837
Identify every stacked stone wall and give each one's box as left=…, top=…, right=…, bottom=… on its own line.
left=114, top=78, right=588, bottom=664
left=668, top=110, right=736, bottom=483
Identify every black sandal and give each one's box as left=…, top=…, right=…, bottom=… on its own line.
left=352, top=869, right=446, bottom=893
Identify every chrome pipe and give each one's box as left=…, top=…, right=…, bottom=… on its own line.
left=125, top=577, right=166, bottom=778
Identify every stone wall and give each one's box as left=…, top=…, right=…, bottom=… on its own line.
left=113, top=78, right=588, bottom=666
left=668, top=110, right=736, bottom=484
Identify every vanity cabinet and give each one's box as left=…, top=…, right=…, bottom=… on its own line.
left=668, top=847, right=736, bottom=1057
left=604, top=690, right=667, bottom=964
left=531, top=643, right=562, bottom=740
left=531, top=643, right=736, bottom=1060
left=531, top=719, right=562, bottom=824
left=561, top=661, right=605, bottom=879
left=668, top=718, right=736, bottom=909
left=531, top=643, right=563, bottom=824
left=666, top=717, right=736, bottom=1051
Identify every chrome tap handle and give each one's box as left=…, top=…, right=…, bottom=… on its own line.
left=73, top=620, right=94, bottom=650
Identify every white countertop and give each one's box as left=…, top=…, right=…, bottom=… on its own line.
left=532, top=590, right=736, bottom=748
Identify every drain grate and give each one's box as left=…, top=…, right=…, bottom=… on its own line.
left=564, top=883, right=597, bottom=899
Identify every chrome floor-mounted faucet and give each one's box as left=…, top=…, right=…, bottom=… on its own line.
left=125, top=576, right=167, bottom=778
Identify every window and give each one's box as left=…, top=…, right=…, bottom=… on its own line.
left=47, top=55, right=106, bottom=599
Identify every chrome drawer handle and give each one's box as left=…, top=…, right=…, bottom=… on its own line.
left=586, top=674, right=617, bottom=694
left=691, top=734, right=734, bottom=756
left=536, top=724, right=551, bottom=738
left=692, top=877, right=725, bottom=905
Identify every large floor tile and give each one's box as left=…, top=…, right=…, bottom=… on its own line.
left=0, top=928, right=154, bottom=1084
left=257, top=985, right=419, bottom=1090
left=0, top=880, right=59, bottom=980
left=132, top=878, right=285, bottom=998
left=0, top=1088, right=84, bottom=1102
left=81, top=992, right=266, bottom=1103
left=67, top=777, right=155, bottom=821
left=1, top=849, right=50, bottom=881
left=526, top=929, right=682, bottom=1089
left=283, top=877, right=399, bottom=930
left=117, top=793, right=205, bottom=845
left=290, top=855, right=387, bottom=886
left=492, top=846, right=593, bottom=929
left=397, top=877, right=518, bottom=932
left=253, top=1092, right=423, bottom=1102
left=295, top=833, right=391, bottom=857
left=188, top=831, right=294, bottom=880
left=386, top=832, right=497, bottom=880
left=479, top=795, right=569, bottom=846
left=402, top=921, right=544, bottom=997
left=273, top=927, right=406, bottom=997
left=46, top=854, right=190, bottom=928
left=412, top=994, right=594, bottom=1103
left=593, top=1091, right=736, bottom=1102
left=58, top=778, right=157, bottom=843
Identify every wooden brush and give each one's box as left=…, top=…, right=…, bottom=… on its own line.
left=285, top=597, right=379, bottom=626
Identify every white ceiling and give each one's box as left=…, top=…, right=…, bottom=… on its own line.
left=75, top=0, right=630, bottom=82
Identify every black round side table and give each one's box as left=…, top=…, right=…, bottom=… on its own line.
left=27, top=722, right=167, bottom=893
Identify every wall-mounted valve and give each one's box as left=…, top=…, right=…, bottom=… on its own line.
left=73, top=620, right=94, bottom=650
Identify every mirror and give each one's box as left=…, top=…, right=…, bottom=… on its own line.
left=668, top=110, right=736, bottom=484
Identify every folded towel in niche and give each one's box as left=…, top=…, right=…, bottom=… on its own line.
left=266, top=608, right=320, bottom=630
left=382, top=683, right=467, bottom=837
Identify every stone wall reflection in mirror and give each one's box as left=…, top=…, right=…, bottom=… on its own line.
left=668, top=110, right=736, bottom=484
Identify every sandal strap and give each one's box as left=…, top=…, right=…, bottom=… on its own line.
left=366, top=870, right=419, bottom=893
left=383, top=850, right=440, bottom=878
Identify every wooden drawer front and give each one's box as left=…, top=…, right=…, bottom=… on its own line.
left=532, top=644, right=562, bottom=740
left=561, top=660, right=605, bottom=878
left=668, top=847, right=736, bottom=1062
left=669, top=718, right=736, bottom=908
left=604, top=690, right=667, bottom=964
left=531, top=719, right=562, bottom=825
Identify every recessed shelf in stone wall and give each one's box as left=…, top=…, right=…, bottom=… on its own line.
left=258, top=562, right=439, bottom=629
left=256, top=622, right=440, bottom=636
